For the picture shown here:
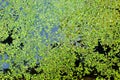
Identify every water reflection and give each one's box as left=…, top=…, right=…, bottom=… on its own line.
left=0, top=0, right=9, bottom=10
left=0, top=0, right=62, bottom=72
left=0, top=52, right=9, bottom=71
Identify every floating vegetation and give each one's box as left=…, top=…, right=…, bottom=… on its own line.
left=0, top=0, right=120, bottom=80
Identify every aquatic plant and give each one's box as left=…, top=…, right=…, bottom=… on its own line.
left=0, top=0, right=120, bottom=80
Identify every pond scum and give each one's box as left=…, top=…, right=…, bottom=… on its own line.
left=0, top=0, right=120, bottom=80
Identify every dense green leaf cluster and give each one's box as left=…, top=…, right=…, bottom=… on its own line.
left=0, top=0, right=120, bottom=80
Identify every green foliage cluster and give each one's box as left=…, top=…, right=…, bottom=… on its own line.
left=0, top=0, right=120, bottom=80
